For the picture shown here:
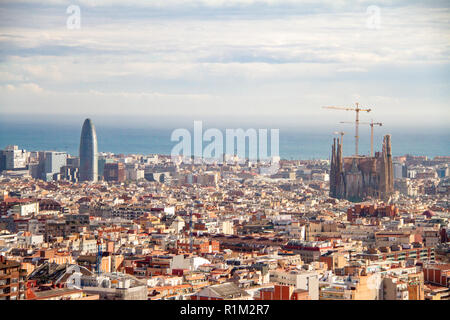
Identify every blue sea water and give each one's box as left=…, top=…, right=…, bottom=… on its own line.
left=0, top=116, right=448, bottom=160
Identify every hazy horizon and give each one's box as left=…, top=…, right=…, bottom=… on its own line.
left=1, top=114, right=448, bottom=160
left=1, top=111, right=449, bottom=132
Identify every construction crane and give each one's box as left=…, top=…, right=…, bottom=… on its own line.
left=340, top=120, right=382, bottom=157
left=333, top=131, right=345, bottom=148
left=323, top=102, right=371, bottom=156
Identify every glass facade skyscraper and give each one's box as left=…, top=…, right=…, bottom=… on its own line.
left=79, top=118, right=98, bottom=182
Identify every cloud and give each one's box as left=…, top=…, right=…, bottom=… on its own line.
left=4, top=0, right=449, bottom=9
left=0, top=0, right=448, bottom=127
left=336, top=67, right=368, bottom=73
left=0, top=83, right=217, bottom=116
left=0, top=82, right=44, bottom=93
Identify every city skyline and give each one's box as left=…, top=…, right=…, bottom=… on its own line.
left=0, top=1, right=449, bottom=307
left=0, top=117, right=448, bottom=161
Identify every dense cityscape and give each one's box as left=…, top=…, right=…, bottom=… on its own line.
left=0, top=1, right=449, bottom=313
left=0, top=118, right=449, bottom=301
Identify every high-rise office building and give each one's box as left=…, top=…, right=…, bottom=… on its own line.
left=66, top=156, right=80, bottom=168
left=104, top=162, right=125, bottom=182
left=98, top=156, right=114, bottom=178
left=393, top=160, right=405, bottom=179
left=3, top=145, right=28, bottom=170
left=43, top=151, right=67, bottom=181
left=0, top=150, right=6, bottom=173
left=79, top=119, right=98, bottom=182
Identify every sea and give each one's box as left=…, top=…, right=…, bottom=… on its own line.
left=0, top=115, right=448, bottom=160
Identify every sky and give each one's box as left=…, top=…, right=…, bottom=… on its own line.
left=0, top=0, right=449, bottom=130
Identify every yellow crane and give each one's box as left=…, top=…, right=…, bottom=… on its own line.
left=323, top=102, right=371, bottom=156
left=340, top=120, right=382, bottom=157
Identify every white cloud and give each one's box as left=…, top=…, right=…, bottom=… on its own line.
left=0, top=1, right=448, bottom=126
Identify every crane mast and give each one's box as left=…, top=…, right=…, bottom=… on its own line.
left=340, top=120, right=382, bottom=157
left=323, top=102, right=371, bottom=156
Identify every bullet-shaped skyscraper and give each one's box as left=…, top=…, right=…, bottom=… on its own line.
left=79, top=118, right=98, bottom=182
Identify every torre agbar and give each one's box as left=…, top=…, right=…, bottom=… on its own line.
left=79, top=118, right=98, bottom=182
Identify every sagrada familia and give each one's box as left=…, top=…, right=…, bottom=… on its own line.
left=330, top=135, right=394, bottom=202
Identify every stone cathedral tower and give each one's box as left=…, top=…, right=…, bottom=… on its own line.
left=330, top=134, right=393, bottom=202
